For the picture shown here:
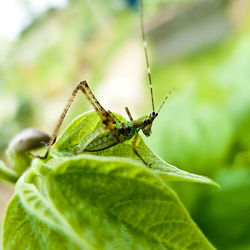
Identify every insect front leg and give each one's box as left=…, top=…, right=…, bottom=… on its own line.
left=132, top=134, right=149, bottom=167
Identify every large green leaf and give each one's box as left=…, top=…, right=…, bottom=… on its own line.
left=51, top=111, right=218, bottom=186
left=2, top=194, right=82, bottom=250
left=2, top=155, right=215, bottom=249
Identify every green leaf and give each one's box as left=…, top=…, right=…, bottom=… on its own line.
left=2, top=195, right=82, bottom=250
left=51, top=111, right=218, bottom=186
left=2, top=155, right=215, bottom=249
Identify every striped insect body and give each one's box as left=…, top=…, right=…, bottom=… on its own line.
left=78, top=127, right=117, bottom=152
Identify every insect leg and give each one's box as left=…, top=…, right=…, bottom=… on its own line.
left=81, top=81, right=107, bottom=114
left=125, top=107, right=133, bottom=121
left=107, top=110, right=120, bottom=123
left=39, top=81, right=96, bottom=159
left=80, top=82, right=116, bottom=129
left=132, top=134, right=149, bottom=167
left=78, top=85, right=105, bottom=118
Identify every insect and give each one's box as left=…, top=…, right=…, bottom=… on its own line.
left=39, top=0, right=171, bottom=166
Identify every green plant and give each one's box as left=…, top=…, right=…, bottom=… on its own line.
left=1, top=111, right=217, bottom=249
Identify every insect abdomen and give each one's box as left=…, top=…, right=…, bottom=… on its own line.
left=78, top=128, right=117, bottom=152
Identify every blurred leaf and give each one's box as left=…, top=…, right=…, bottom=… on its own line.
left=6, top=128, right=50, bottom=176
left=150, top=33, right=250, bottom=174
left=150, top=87, right=233, bottom=173
left=193, top=168, right=250, bottom=250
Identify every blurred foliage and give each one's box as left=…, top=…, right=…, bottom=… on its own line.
left=0, top=0, right=135, bottom=154
left=1, top=0, right=250, bottom=249
left=148, top=2, right=250, bottom=249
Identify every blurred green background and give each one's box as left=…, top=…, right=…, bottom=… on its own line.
left=1, top=0, right=250, bottom=249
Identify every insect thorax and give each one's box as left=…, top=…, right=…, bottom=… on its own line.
left=116, top=115, right=151, bottom=137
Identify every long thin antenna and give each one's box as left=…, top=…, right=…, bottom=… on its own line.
left=139, top=0, right=155, bottom=113
left=157, top=90, right=172, bottom=114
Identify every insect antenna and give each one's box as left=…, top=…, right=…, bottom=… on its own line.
left=139, top=0, right=155, bottom=113
left=157, top=90, right=173, bottom=114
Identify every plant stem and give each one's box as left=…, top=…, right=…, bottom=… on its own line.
left=0, top=160, right=19, bottom=184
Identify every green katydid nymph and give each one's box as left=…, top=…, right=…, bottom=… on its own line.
left=38, top=0, right=172, bottom=166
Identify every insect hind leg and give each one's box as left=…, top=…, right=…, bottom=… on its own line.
left=37, top=80, right=98, bottom=159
